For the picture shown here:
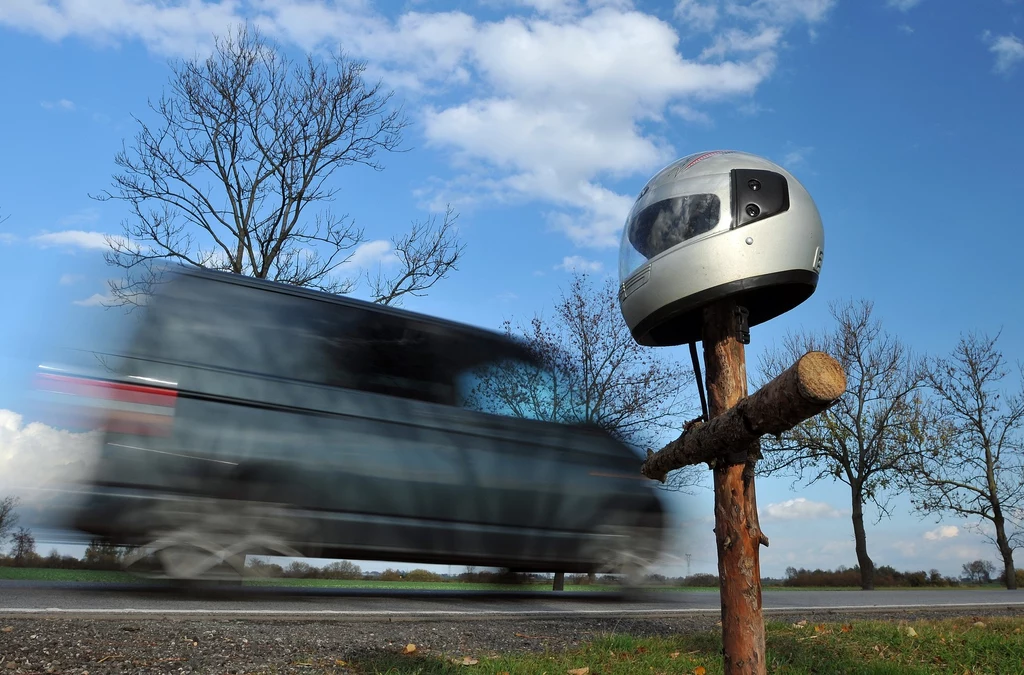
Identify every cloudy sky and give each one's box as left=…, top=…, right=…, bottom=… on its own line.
left=0, top=0, right=1022, bottom=578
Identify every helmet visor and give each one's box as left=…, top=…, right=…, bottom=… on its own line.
left=619, top=173, right=732, bottom=284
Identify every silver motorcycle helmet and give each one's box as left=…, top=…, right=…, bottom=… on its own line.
left=618, top=150, right=824, bottom=347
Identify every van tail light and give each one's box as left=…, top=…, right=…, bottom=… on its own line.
left=34, top=372, right=178, bottom=436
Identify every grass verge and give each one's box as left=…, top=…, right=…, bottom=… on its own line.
left=349, top=617, right=1024, bottom=674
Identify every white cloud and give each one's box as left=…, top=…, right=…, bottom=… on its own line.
left=985, top=32, right=1024, bottom=74
left=724, top=0, right=836, bottom=26
left=73, top=292, right=114, bottom=307
left=0, top=233, right=15, bottom=245
left=761, top=497, right=844, bottom=520
left=701, top=26, right=783, bottom=61
left=0, top=1, right=834, bottom=249
left=0, top=0, right=246, bottom=57
left=40, top=98, right=75, bottom=111
left=346, top=239, right=396, bottom=270
left=675, top=0, right=719, bottom=32
left=556, top=255, right=603, bottom=272
left=923, top=525, right=960, bottom=541
left=782, top=144, right=814, bottom=167
left=33, top=230, right=111, bottom=250
left=886, top=0, right=923, bottom=11
left=0, top=409, right=101, bottom=525
left=59, top=273, right=85, bottom=286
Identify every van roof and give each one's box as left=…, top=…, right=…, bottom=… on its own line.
left=165, top=266, right=538, bottom=363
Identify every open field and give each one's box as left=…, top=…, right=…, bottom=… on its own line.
left=0, top=567, right=1011, bottom=593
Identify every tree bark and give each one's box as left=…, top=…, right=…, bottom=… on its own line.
left=704, top=300, right=766, bottom=675
left=994, top=516, right=1017, bottom=590
left=552, top=571, right=565, bottom=591
left=851, top=487, right=875, bottom=591
left=641, top=351, right=845, bottom=481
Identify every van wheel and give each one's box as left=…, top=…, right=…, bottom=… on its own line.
left=588, top=510, right=663, bottom=591
left=121, top=497, right=305, bottom=583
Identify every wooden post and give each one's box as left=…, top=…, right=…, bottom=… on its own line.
left=704, top=299, right=765, bottom=675
left=552, top=571, right=565, bottom=591
left=637, top=301, right=845, bottom=674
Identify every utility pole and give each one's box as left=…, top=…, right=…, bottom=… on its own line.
left=685, top=553, right=692, bottom=578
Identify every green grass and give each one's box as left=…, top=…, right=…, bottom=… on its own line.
left=0, top=568, right=140, bottom=583
left=347, top=617, right=1024, bottom=674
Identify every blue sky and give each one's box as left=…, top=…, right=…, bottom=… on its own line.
left=1, top=0, right=1022, bottom=579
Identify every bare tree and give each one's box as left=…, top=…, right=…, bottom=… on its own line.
left=10, top=527, right=36, bottom=566
left=94, top=24, right=463, bottom=307
left=462, top=273, right=701, bottom=491
left=961, top=559, right=997, bottom=584
left=0, top=495, right=19, bottom=543
left=907, top=332, right=1023, bottom=590
left=756, top=299, right=927, bottom=590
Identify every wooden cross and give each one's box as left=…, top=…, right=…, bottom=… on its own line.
left=641, top=299, right=847, bottom=675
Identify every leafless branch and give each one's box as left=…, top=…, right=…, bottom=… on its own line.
left=92, top=23, right=461, bottom=307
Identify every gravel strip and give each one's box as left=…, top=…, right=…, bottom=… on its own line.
left=2, top=608, right=1023, bottom=674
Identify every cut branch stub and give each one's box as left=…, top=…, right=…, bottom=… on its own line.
left=641, top=351, right=846, bottom=482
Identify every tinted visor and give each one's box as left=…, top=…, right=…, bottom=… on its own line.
left=619, top=172, right=732, bottom=283
left=627, top=193, right=721, bottom=258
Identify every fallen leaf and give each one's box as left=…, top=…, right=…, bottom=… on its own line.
left=814, top=624, right=826, bottom=633
left=694, top=667, right=707, bottom=675
left=669, top=652, right=681, bottom=659
left=567, top=668, right=589, bottom=675
left=460, top=657, right=479, bottom=666
left=793, top=620, right=808, bottom=629
left=841, top=624, right=853, bottom=633
left=973, top=622, right=986, bottom=629
left=497, top=672, right=510, bottom=675
left=402, top=644, right=417, bottom=654
left=335, top=660, right=347, bottom=666
left=0, top=628, right=10, bottom=633
left=636, top=647, right=648, bottom=654
left=903, top=626, right=918, bottom=638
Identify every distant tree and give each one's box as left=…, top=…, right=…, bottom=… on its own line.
left=83, top=539, right=127, bottom=570
left=285, top=561, right=317, bottom=578
left=322, top=560, right=362, bottom=579
left=94, top=24, right=463, bottom=308
left=756, top=300, right=927, bottom=590
left=907, top=332, right=1023, bottom=590
left=0, top=496, right=18, bottom=544
left=961, top=559, right=997, bottom=584
left=461, top=272, right=700, bottom=491
left=10, top=527, right=36, bottom=566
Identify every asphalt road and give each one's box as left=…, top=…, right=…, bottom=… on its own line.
left=2, top=581, right=1022, bottom=619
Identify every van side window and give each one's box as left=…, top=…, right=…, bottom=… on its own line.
left=456, top=358, right=575, bottom=422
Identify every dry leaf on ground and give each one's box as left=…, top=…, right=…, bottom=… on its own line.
left=402, top=644, right=417, bottom=654
left=694, top=667, right=707, bottom=675
left=669, top=652, right=680, bottom=659
left=973, top=622, right=986, bottom=629
left=567, top=668, right=589, bottom=675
